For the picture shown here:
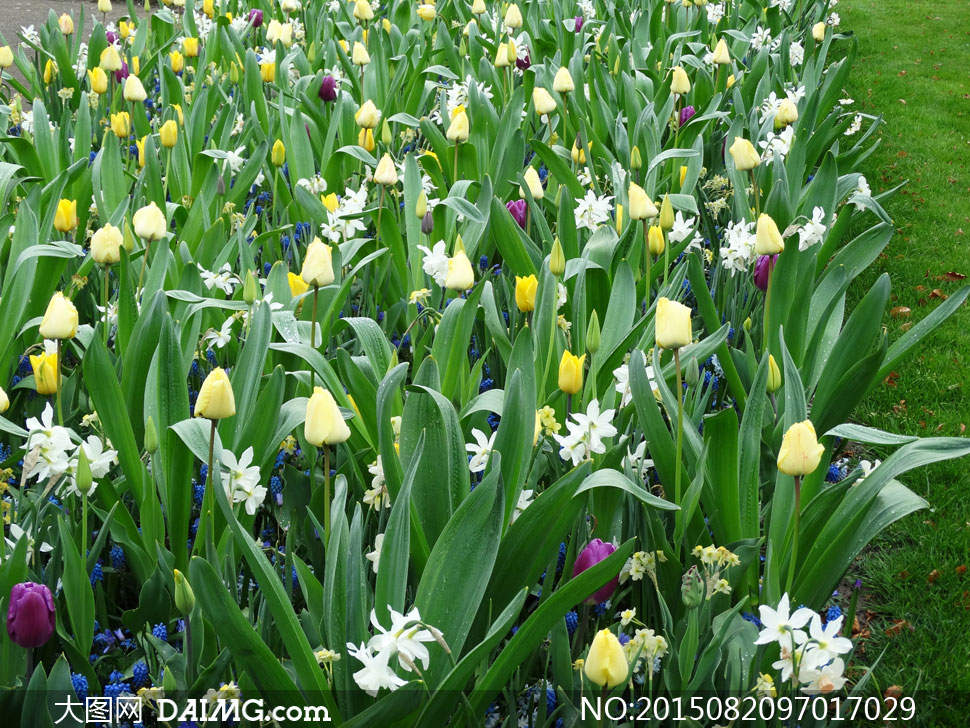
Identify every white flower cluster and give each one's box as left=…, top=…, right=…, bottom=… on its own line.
left=718, top=219, right=757, bottom=275
left=347, top=608, right=441, bottom=696
left=553, top=400, right=618, bottom=467
left=220, top=447, right=267, bottom=515
left=25, top=403, right=117, bottom=497
left=755, top=594, right=853, bottom=694
left=320, top=184, right=370, bottom=242
left=574, top=190, right=615, bottom=231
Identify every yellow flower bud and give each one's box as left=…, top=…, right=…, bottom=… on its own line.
left=0, top=46, right=15, bottom=69
left=504, top=4, right=523, bottom=29
left=260, top=62, right=276, bottom=83
left=812, top=22, right=826, bottom=43
left=415, top=190, right=428, bottom=219
left=358, top=127, right=376, bottom=151
left=40, top=292, right=79, bottom=340
left=110, top=112, right=130, bottom=139
left=680, top=165, right=688, bottom=187
left=54, top=199, right=78, bottom=232
left=514, top=275, right=538, bottom=312
left=305, top=387, right=351, bottom=446
left=133, top=202, right=167, bottom=241
left=44, top=59, right=57, bottom=85
left=355, top=99, right=381, bottom=128
left=520, top=167, right=544, bottom=200
left=655, top=296, right=692, bottom=349
left=88, top=67, right=108, bottom=95
left=352, top=41, right=370, bottom=66
left=728, top=137, right=761, bottom=171
left=670, top=66, right=691, bottom=95
left=777, top=420, right=825, bottom=476
left=124, top=75, right=147, bottom=102
left=767, top=354, right=782, bottom=394
left=374, top=153, right=398, bottom=185
left=59, top=14, right=75, bottom=36
left=584, top=629, right=629, bottom=688
left=30, top=351, right=59, bottom=395
left=755, top=213, right=784, bottom=255
left=322, top=193, right=339, bottom=213
left=533, top=87, right=557, bottom=116
left=194, top=367, right=236, bottom=420
left=301, top=238, right=335, bottom=287
left=136, top=137, right=146, bottom=168
left=159, top=119, right=178, bottom=149
left=444, top=250, right=475, bottom=290
left=354, top=0, right=374, bottom=21
left=494, top=42, right=510, bottom=68
left=471, top=0, right=486, bottom=14
left=553, top=67, right=574, bottom=93
left=0, top=385, right=8, bottom=413
left=775, top=98, right=799, bottom=128
left=183, top=37, right=200, bottom=58
left=628, top=183, right=656, bottom=221
left=558, top=351, right=585, bottom=394
left=659, top=194, right=674, bottom=231
left=711, top=38, right=731, bottom=65
left=647, top=225, right=665, bottom=256
left=288, top=271, right=309, bottom=297
left=170, top=50, right=184, bottom=73
left=100, top=45, right=122, bottom=72
left=630, top=145, right=642, bottom=170
left=615, top=204, right=624, bottom=233
left=447, top=107, right=470, bottom=142
left=91, top=224, right=123, bottom=264
left=727, top=74, right=736, bottom=88
left=272, top=139, right=286, bottom=167
left=417, top=4, right=437, bottom=21
left=550, top=237, right=566, bottom=276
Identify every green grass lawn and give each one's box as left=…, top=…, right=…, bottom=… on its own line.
left=838, top=0, right=970, bottom=718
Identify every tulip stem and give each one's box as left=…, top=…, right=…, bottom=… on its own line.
left=540, top=310, right=557, bottom=401
left=323, top=445, right=331, bottom=541
left=25, top=648, right=34, bottom=682
left=310, top=285, right=319, bottom=392
left=525, top=204, right=531, bottom=239
left=662, top=229, right=669, bottom=287
left=749, top=168, right=760, bottom=218
left=642, top=220, right=651, bottom=303
left=207, top=418, right=216, bottom=543
left=79, top=493, right=88, bottom=555
left=102, top=266, right=110, bottom=346
left=376, top=186, right=385, bottom=246
left=55, top=339, right=63, bottom=427
left=674, top=349, right=684, bottom=512
left=137, top=239, right=150, bottom=294
left=453, top=141, right=459, bottom=183
left=786, top=475, right=802, bottom=596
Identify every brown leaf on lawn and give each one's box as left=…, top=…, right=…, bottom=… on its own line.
left=940, top=272, right=966, bottom=280
left=890, top=306, right=911, bottom=317
left=898, top=570, right=910, bottom=580
left=930, top=289, right=948, bottom=299
left=956, top=565, right=967, bottom=576
left=884, top=371, right=900, bottom=387
left=928, top=569, right=942, bottom=583
left=884, top=619, right=912, bottom=637
left=900, top=322, right=913, bottom=332
left=899, top=99, right=907, bottom=105
left=885, top=685, right=905, bottom=702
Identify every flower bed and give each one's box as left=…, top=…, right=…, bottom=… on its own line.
left=0, top=0, right=967, bottom=725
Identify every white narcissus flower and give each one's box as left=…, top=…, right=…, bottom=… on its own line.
left=754, top=593, right=815, bottom=650
left=417, top=241, right=450, bottom=286
left=668, top=211, right=697, bottom=244
left=367, top=608, right=436, bottom=672
left=345, top=641, right=407, bottom=697
left=220, top=447, right=266, bottom=515
left=5, top=523, right=54, bottom=563
left=574, top=190, right=614, bottom=231
left=799, top=657, right=848, bottom=694
left=25, top=403, right=75, bottom=483
left=366, top=533, right=384, bottom=573
left=798, top=206, right=829, bottom=251
left=796, top=614, right=853, bottom=669
left=465, top=428, right=496, bottom=473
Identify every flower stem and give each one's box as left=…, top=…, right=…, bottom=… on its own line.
left=662, top=229, right=669, bottom=286
left=323, top=445, right=331, bottom=541
left=102, top=266, right=110, bottom=346
left=453, top=141, right=459, bottom=183
left=55, top=339, right=63, bottom=426
left=376, top=185, right=385, bottom=246
left=786, top=475, right=802, bottom=596
left=310, top=285, right=319, bottom=392
left=207, top=418, right=217, bottom=546
left=642, top=220, right=651, bottom=303
left=749, top=168, right=760, bottom=217
left=674, top=348, right=684, bottom=511
left=137, top=239, right=150, bottom=294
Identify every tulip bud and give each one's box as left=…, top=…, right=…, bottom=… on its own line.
left=6, top=582, right=56, bottom=648
left=91, top=224, right=123, bottom=264
left=40, top=292, right=79, bottom=340
left=352, top=41, right=370, bottom=66
left=355, top=99, right=381, bottom=129
left=374, top=154, right=398, bottom=185
left=194, top=367, right=236, bottom=419
left=520, top=167, right=544, bottom=200
left=305, top=387, right=351, bottom=446
left=777, top=420, right=825, bottom=476
left=573, top=539, right=617, bottom=603
left=659, top=194, right=674, bottom=231
left=812, top=22, right=826, bottom=43
left=571, top=136, right=586, bottom=164
left=584, top=629, right=628, bottom=688
left=553, top=67, right=574, bottom=93
left=494, top=42, right=510, bottom=68
left=514, top=275, right=538, bottom=313
left=0, top=46, right=15, bottom=69
left=173, top=569, right=196, bottom=615
left=728, top=137, right=761, bottom=171
left=712, top=38, right=731, bottom=65
left=354, top=0, right=374, bottom=21
left=358, top=128, right=376, bottom=152
left=549, top=237, right=566, bottom=276
left=670, top=66, right=691, bottom=94
left=123, top=74, right=147, bottom=102
left=75, top=445, right=93, bottom=497
left=558, top=351, right=585, bottom=395
left=272, top=139, right=286, bottom=167
left=504, top=4, right=523, bottom=29
left=415, top=190, right=428, bottom=219
left=655, top=297, right=692, bottom=350
left=301, top=238, right=335, bottom=287
left=767, top=354, right=782, bottom=394
left=88, top=67, right=108, bottom=95
left=30, top=352, right=59, bottom=395
left=775, top=98, right=799, bottom=128
left=647, top=225, right=665, bottom=256
left=743, top=316, right=752, bottom=331
left=133, top=202, right=167, bottom=241
left=159, top=119, right=178, bottom=149
left=170, top=50, right=184, bottom=73
left=628, top=183, right=656, bottom=221
left=586, top=310, right=601, bottom=355
left=471, top=0, right=486, bottom=14
left=319, top=75, right=338, bottom=102
left=417, top=3, right=436, bottom=21
left=445, top=249, right=475, bottom=290
left=755, top=214, right=785, bottom=255
left=681, top=565, right=705, bottom=608
left=144, top=415, right=159, bottom=453
left=615, top=204, right=624, bottom=234
left=59, top=14, right=75, bottom=36
left=54, top=199, right=79, bottom=232
left=421, top=211, right=434, bottom=235
left=0, top=386, right=8, bottom=414
left=533, top=87, right=557, bottom=116
left=630, top=145, right=642, bottom=170
left=183, top=37, right=200, bottom=58
left=447, top=107, right=470, bottom=142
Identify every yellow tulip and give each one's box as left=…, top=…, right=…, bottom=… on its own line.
left=494, top=43, right=510, bottom=68
left=53, top=199, right=78, bottom=233
left=59, top=14, right=75, bottom=35
left=170, top=50, right=185, bottom=73
left=812, top=22, right=826, bottom=43
left=91, top=224, right=123, bottom=264
left=504, top=3, right=523, bottom=29
left=322, top=193, right=339, bottom=213
left=305, top=387, right=352, bottom=445
left=44, top=59, right=57, bottom=85
left=558, top=351, right=585, bottom=395
left=136, top=137, right=146, bottom=168
left=471, top=0, right=486, bottom=14
left=417, top=4, right=437, bottom=21
left=98, top=0, right=112, bottom=9
left=111, top=111, right=131, bottom=139
left=194, top=367, right=236, bottom=419
left=355, top=99, right=381, bottom=129
left=520, top=167, right=544, bottom=200
left=272, top=139, right=286, bottom=167
left=754, top=214, right=784, bottom=255
left=777, top=420, right=825, bottom=476
left=301, top=238, right=335, bottom=287
left=647, top=225, right=665, bottom=256
left=654, top=297, right=692, bottom=349
left=584, top=629, right=628, bottom=688
left=775, top=98, right=799, bottom=128
left=444, top=250, right=475, bottom=290
left=728, top=137, right=760, bottom=171
left=680, top=165, right=688, bottom=187
left=260, top=62, right=276, bottom=83
left=88, top=67, right=108, bottom=94
left=288, top=272, right=310, bottom=297
left=549, top=237, right=566, bottom=276
left=628, top=183, right=657, bottom=220
left=767, top=354, right=782, bottom=394
left=202, top=0, right=214, bottom=18
left=183, top=37, right=200, bottom=57
left=711, top=38, right=731, bottom=65
left=133, top=202, right=167, bottom=240
left=353, top=0, right=374, bottom=21
left=172, top=103, right=184, bottom=126
left=615, top=204, right=624, bottom=234
left=670, top=66, right=691, bottom=94
left=374, top=153, right=398, bottom=185
left=0, top=385, right=8, bottom=413
left=0, top=46, right=14, bottom=69
left=446, top=107, right=470, bottom=142
left=159, top=120, right=178, bottom=149
left=30, top=351, right=59, bottom=395
left=532, top=87, right=557, bottom=116
left=352, top=41, right=370, bottom=66
left=553, top=67, right=574, bottom=93
left=119, top=20, right=132, bottom=40
left=358, top=127, right=376, bottom=152
left=124, top=75, right=147, bottom=102
left=514, top=275, right=538, bottom=312
left=40, top=292, right=79, bottom=340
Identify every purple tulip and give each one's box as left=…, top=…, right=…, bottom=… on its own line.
left=7, top=582, right=55, bottom=649
left=572, top=539, right=618, bottom=604
left=754, top=254, right=777, bottom=292
left=114, top=61, right=129, bottom=83
left=105, top=31, right=119, bottom=45
left=679, top=105, right=696, bottom=128
left=506, top=199, right=527, bottom=229
left=249, top=9, right=264, bottom=28
left=574, top=16, right=584, bottom=32
left=319, top=75, right=338, bottom=102
left=515, top=52, right=531, bottom=72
